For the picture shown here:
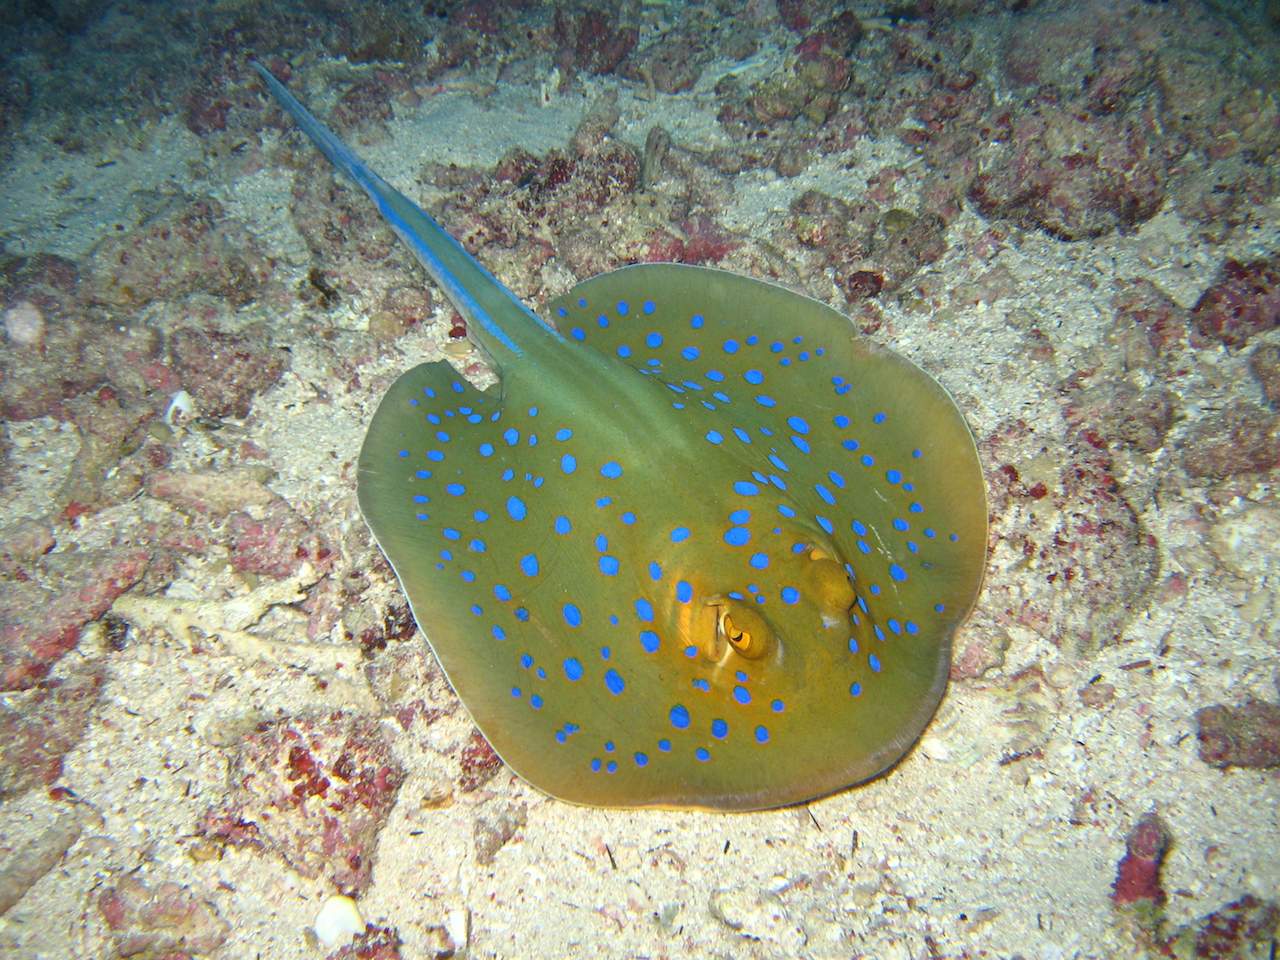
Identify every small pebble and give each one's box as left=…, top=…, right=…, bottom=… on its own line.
left=314, top=894, right=364, bottom=948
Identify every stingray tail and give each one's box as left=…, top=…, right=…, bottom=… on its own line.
left=251, top=61, right=557, bottom=365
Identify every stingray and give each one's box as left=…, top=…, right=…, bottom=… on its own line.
left=253, top=63, right=987, bottom=811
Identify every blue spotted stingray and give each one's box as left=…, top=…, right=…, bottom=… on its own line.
left=254, top=63, right=987, bottom=811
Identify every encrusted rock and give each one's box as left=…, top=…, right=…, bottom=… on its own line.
left=1195, top=700, right=1280, bottom=769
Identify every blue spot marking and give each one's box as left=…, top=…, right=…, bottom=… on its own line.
left=706, top=369, right=725, bottom=382
left=756, top=394, right=777, bottom=408
left=781, top=587, right=799, bottom=604
left=492, top=625, right=506, bottom=640
left=622, top=511, right=637, bottom=525
left=768, top=453, right=789, bottom=473
left=850, top=681, right=862, bottom=697
left=643, top=299, right=655, bottom=314
left=634, top=752, right=649, bottom=767
left=503, top=428, right=519, bottom=446
left=696, top=748, right=710, bottom=762
left=676, top=581, right=693, bottom=603
left=817, top=515, right=834, bottom=535
left=646, top=331, right=663, bottom=348
left=478, top=443, right=494, bottom=458
left=507, top=497, right=527, bottom=521
left=530, top=695, right=543, bottom=710
left=561, top=454, right=577, bottom=474
left=733, top=686, right=751, bottom=705
left=889, top=563, right=908, bottom=581
left=511, top=686, right=521, bottom=697
left=617, top=300, right=630, bottom=315
left=591, top=758, right=601, bottom=772
left=681, top=346, right=700, bottom=361
left=601, top=461, right=622, bottom=479
left=554, top=515, right=572, bottom=535
left=605, top=669, right=625, bottom=695
left=724, top=527, right=750, bottom=546
left=733, top=427, right=751, bottom=444
left=787, top=416, right=810, bottom=435
left=706, top=430, right=724, bottom=444
left=771, top=698, right=785, bottom=712
left=723, top=339, right=740, bottom=354
left=648, top=561, right=662, bottom=580
left=778, top=504, right=796, bottom=518
left=564, top=657, right=584, bottom=681
left=869, top=654, right=882, bottom=672
left=861, top=454, right=875, bottom=467
left=749, top=552, right=769, bottom=569
left=415, top=469, right=431, bottom=479
left=635, top=598, right=655, bottom=622
left=599, top=555, right=620, bottom=576
left=729, top=508, right=750, bottom=523
left=494, top=584, right=512, bottom=601
left=446, top=483, right=465, bottom=497
left=711, top=718, right=728, bottom=739
left=639, top=630, right=660, bottom=653
left=555, top=428, right=572, bottom=441
left=670, top=705, right=690, bottom=729
left=520, top=653, right=533, bottom=668
left=816, top=484, right=836, bottom=506
left=571, top=327, right=585, bottom=341
left=563, top=603, right=582, bottom=627
left=691, top=313, right=704, bottom=328
left=617, top=344, right=632, bottom=358
left=442, top=528, right=461, bottom=541
left=893, top=518, right=909, bottom=531
left=755, top=725, right=770, bottom=743
left=397, top=449, right=408, bottom=458
left=520, top=554, right=539, bottom=576
left=744, top=369, right=764, bottom=385
left=873, top=411, right=886, bottom=424
left=886, top=469, right=902, bottom=484
left=671, top=527, right=690, bottom=543
left=595, top=534, right=608, bottom=552
left=733, top=481, right=759, bottom=496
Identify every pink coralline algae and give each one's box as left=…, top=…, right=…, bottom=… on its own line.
left=227, top=500, right=335, bottom=580
left=169, top=324, right=288, bottom=420
left=1180, top=402, right=1280, bottom=479
left=327, top=924, right=403, bottom=960
left=1111, top=809, right=1171, bottom=907
left=204, top=713, right=405, bottom=896
left=1191, top=255, right=1280, bottom=349
left=0, top=548, right=148, bottom=691
left=552, top=7, right=639, bottom=80
left=1195, top=700, right=1280, bottom=769
left=747, top=14, right=860, bottom=125
left=0, top=664, right=103, bottom=797
left=967, top=104, right=1168, bottom=241
left=85, top=196, right=273, bottom=309
left=962, top=422, right=1158, bottom=673
left=0, top=253, right=113, bottom=421
left=97, top=875, right=229, bottom=958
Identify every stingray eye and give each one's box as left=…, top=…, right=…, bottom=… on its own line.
left=719, top=602, right=772, bottom=660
